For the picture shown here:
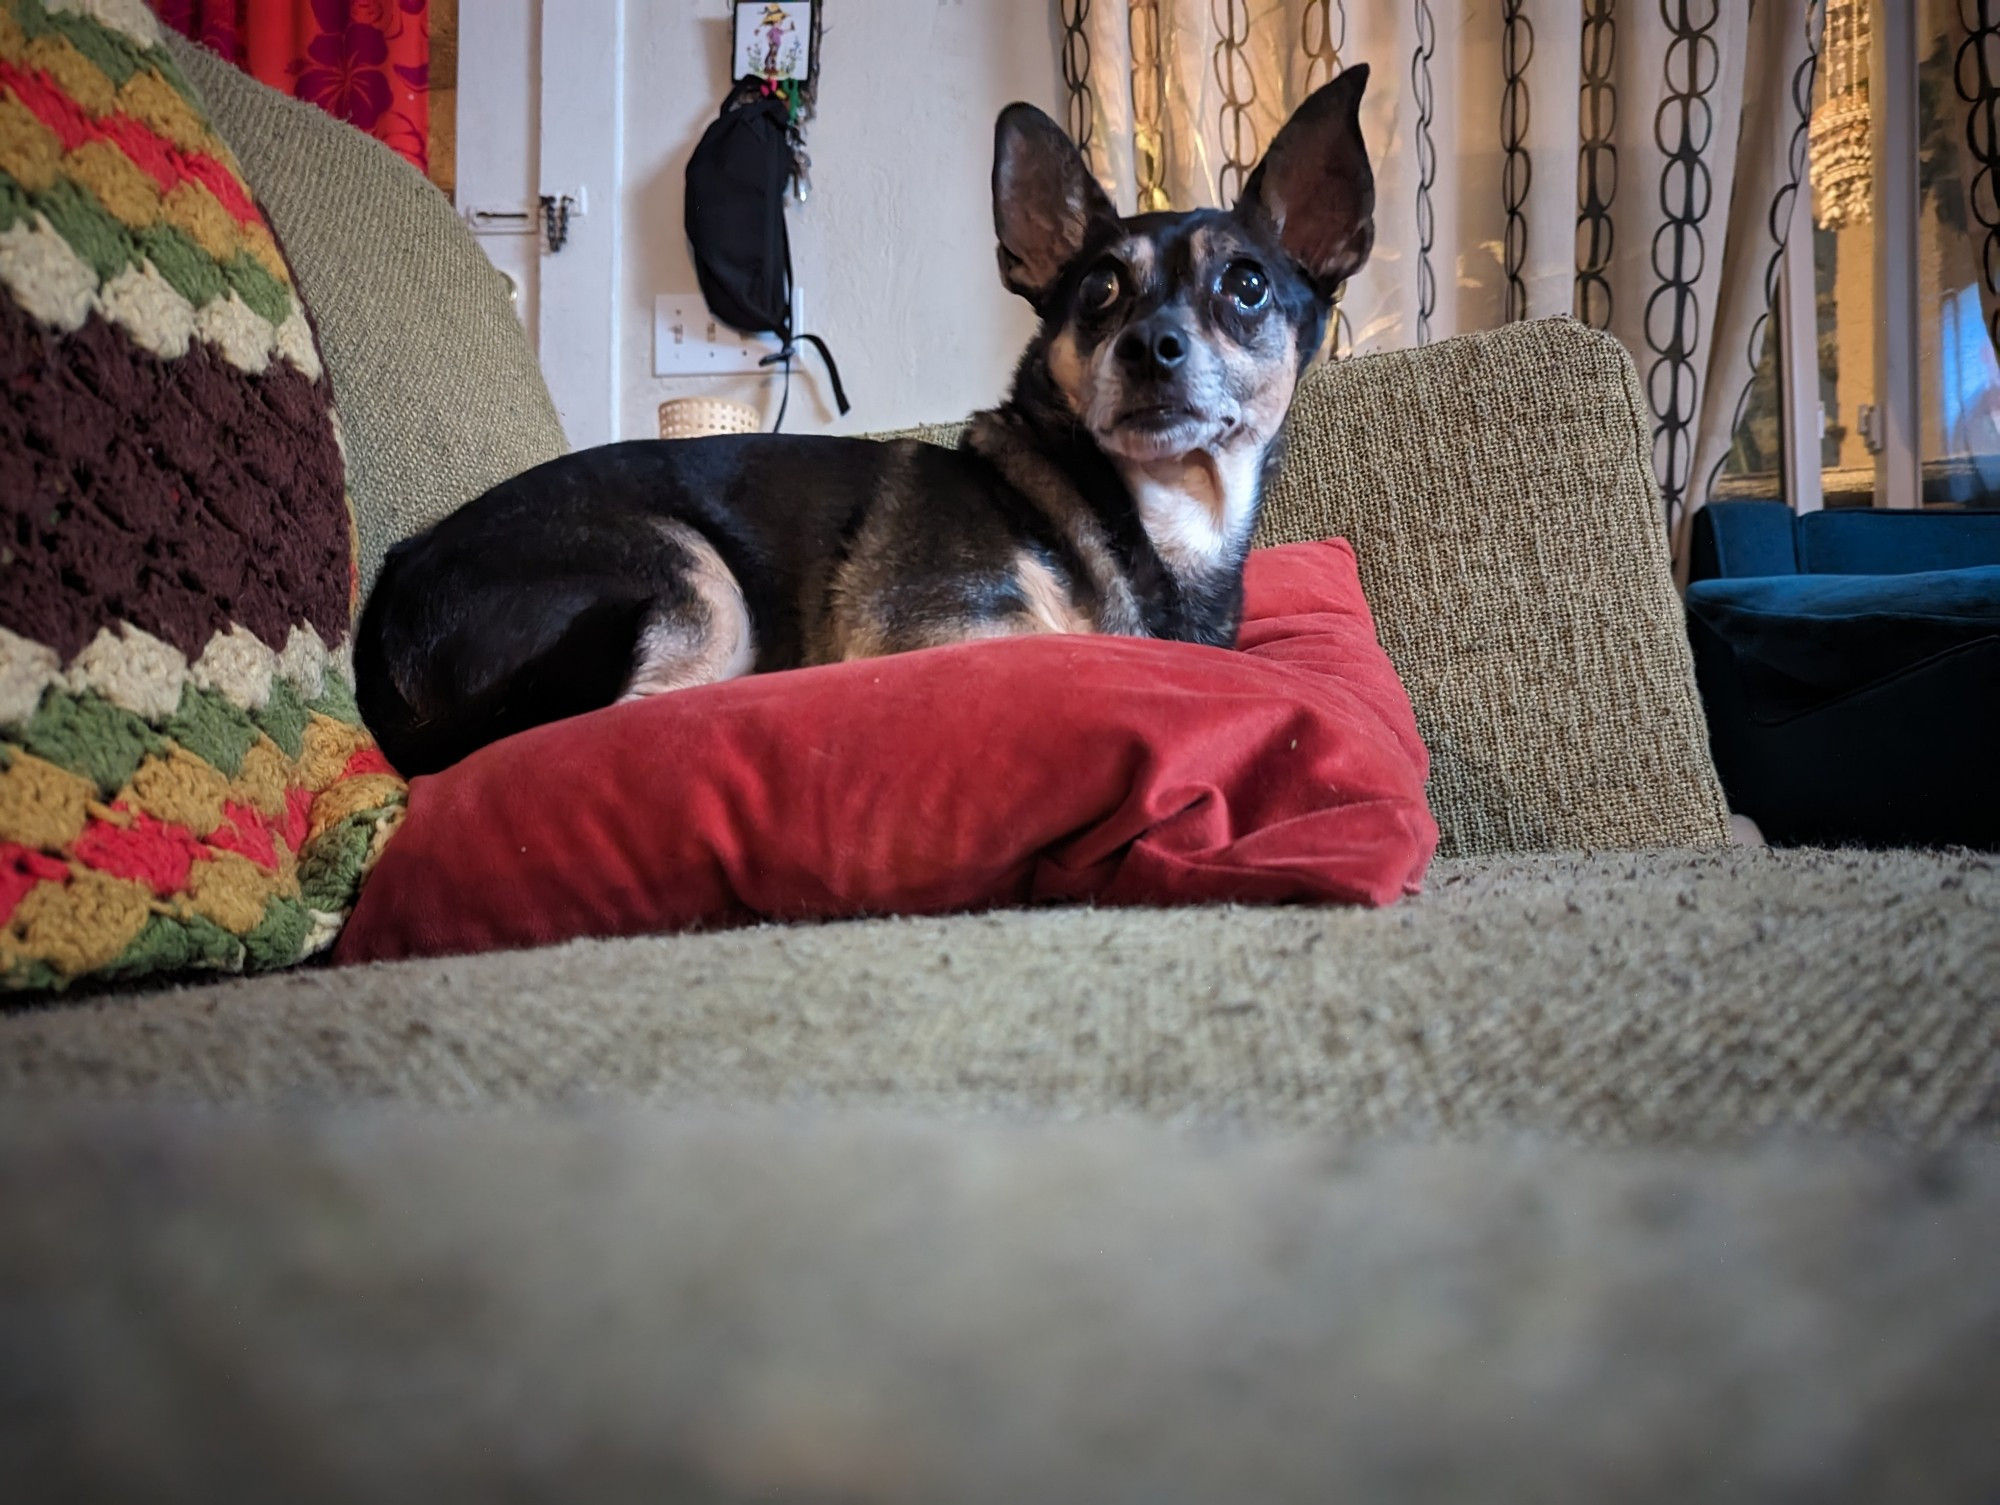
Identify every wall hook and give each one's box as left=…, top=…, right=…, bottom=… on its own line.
left=540, top=194, right=574, bottom=254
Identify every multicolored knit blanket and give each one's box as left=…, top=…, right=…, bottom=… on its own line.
left=0, top=0, right=404, bottom=990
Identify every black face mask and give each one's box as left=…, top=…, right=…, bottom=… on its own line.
left=683, top=91, right=849, bottom=430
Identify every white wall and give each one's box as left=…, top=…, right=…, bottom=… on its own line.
left=454, top=0, right=541, bottom=340
left=619, top=1, right=1062, bottom=438
left=464, top=1, right=1064, bottom=446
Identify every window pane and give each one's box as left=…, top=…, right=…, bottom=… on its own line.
left=1812, top=0, right=1880, bottom=505
left=1812, top=223, right=1846, bottom=476
left=1919, top=0, right=2000, bottom=506
left=1697, top=2, right=2000, bottom=511
left=1715, top=293, right=1784, bottom=501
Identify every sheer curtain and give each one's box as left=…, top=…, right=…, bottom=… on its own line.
left=1059, top=1, right=1823, bottom=565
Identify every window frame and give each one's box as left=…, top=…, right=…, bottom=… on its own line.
left=1779, top=0, right=1921, bottom=513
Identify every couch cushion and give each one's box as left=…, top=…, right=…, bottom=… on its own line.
left=1255, top=319, right=1731, bottom=856
left=0, top=0, right=403, bottom=990
left=1691, top=502, right=2000, bottom=582
left=334, top=540, right=1437, bottom=963
left=5, top=1104, right=1996, bottom=1504
left=161, top=31, right=568, bottom=596
left=1797, top=508, right=2000, bottom=576
left=1686, top=564, right=2000, bottom=848
left=1686, top=565, right=2000, bottom=718
left=892, top=319, right=1733, bottom=859
left=8, top=846, right=1995, bottom=1145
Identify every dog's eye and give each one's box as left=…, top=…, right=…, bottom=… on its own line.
left=1222, top=262, right=1269, bottom=311
left=1080, top=266, right=1121, bottom=313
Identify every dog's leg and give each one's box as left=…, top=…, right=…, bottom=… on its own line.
left=818, top=546, right=1098, bottom=663
left=619, top=521, right=757, bottom=701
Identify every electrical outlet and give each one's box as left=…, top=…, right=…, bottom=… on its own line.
left=653, top=291, right=804, bottom=377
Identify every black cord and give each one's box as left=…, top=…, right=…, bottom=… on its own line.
left=770, top=348, right=792, bottom=432
left=758, top=336, right=847, bottom=432
left=793, top=333, right=848, bottom=413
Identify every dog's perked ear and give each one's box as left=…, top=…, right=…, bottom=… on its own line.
left=992, top=103, right=1119, bottom=306
left=1236, top=64, right=1375, bottom=296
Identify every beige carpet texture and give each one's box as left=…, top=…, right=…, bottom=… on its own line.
left=166, top=34, right=570, bottom=596
left=5, top=1105, right=1998, bottom=1504
left=7, top=847, right=1994, bottom=1142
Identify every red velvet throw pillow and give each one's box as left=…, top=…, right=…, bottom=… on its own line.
left=334, top=539, right=1435, bottom=964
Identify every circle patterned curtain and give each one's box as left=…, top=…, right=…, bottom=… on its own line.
left=1056, top=0, right=1824, bottom=562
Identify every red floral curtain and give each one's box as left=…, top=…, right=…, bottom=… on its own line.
left=152, top=0, right=430, bottom=174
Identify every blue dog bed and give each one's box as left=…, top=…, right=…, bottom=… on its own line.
left=1686, top=504, right=2000, bottom=849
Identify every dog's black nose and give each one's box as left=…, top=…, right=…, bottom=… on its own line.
left=1116, top=318, right=1188, bottom=374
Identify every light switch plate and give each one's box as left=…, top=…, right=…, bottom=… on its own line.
left=652, top=291, right=803, bottom=377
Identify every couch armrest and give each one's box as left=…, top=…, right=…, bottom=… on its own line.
left=1252, top=318, right=1729, bottom=856
left=1689, top=502, right=1801, bottom=581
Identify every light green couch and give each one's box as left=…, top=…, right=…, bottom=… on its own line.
left=2, top=37, right=1996, bottom=1504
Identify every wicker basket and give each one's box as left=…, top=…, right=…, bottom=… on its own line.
left=657, top=397, right=762, bottom=440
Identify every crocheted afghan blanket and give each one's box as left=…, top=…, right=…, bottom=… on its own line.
left=0, top=0, right=405, bottom=990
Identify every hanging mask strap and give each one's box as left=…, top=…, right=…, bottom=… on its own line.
left=755, top=239, right=850, bottom=430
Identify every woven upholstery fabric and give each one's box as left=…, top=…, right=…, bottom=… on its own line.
left=6, top=1109, right=1998, bottom=1503
left=0, top=0, right=404, bottom=991
left=894, top=319, right=1732, bottom=858
left=162, top=30, right=567, bottom=596
left=1254, top=320, right=1730, bottom=854
left=8, top=847, right=1995, bottom=1144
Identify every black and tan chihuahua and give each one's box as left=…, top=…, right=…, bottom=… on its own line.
left=355, top=67, right=1375, bottom=775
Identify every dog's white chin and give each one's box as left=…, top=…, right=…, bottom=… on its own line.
left=1097, top=416, right=1227, bottom=464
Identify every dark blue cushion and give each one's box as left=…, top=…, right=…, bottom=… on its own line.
left=1685, top=565, right=2000, bottom=719
left=1686, top=504, right=2000, bottom=847
left=1689, top=614, right=2000, bottom=847
left=1797, top=509, right=2000, bottom=575
left=1690, top=502, right=2000, bottom=582
left=1689, top=502, right=1798, bottom=580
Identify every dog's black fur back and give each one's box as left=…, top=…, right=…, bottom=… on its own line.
left=356, top=67, right=1375, bottom=776
left=355, top=428, right=1240, bottom=774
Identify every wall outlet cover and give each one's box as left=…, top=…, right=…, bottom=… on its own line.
left=653, top=292, right=803, bottom=377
